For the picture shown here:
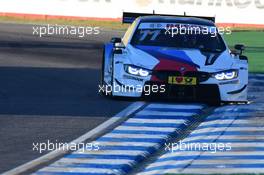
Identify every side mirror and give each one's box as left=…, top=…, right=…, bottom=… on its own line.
left=234, top=44, right=245, bottom=55
left=239, top=55, right=248, bottom=61
left=113, top=49, right=123, bottom=54
left=111, top=37, right=122, bottom=44
left=111, top=37, right=124, bottom=54
left=230, top=49, right=239, bottom=55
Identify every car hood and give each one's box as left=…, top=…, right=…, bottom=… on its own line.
left=126, top=45, right=233, bottom=72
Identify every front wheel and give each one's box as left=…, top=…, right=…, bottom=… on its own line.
left=100, top=48, right=112, bottom=97
left=208, top=100, right=221, bottom=106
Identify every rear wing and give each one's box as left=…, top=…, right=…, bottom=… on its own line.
left=122, top=12, right=215, bottom=24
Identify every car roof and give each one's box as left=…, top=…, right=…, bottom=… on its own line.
left=138, top=16, right=215, bottom=26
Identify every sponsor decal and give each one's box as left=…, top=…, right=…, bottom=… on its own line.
left=180, top=67, right=186, bottom=72
left=168, top=76, right=197, bottom=85
left=77, top=0, right=263, bottom=9
left=135, top=0, right=153, bottom=7
left=133, top=0, right=263, bottom=9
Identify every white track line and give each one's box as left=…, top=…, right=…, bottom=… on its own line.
left=127, top=118, right=186, bottom=124
left=161, top=151, right=264, bottom=159
left=116, top=126, right=176, bottom=132
left=189, top=126, right=264, bottom=135
left=140, top=167, right=264, bottom=175
left=74, top=150, right=147, bottom=156
left=146, top=104, right=204, bottom=109
left=136, top=110, right=196, bottom=116
left=104, top=133, right=167, bottom=139
left=183, top=135, right=264, bottom=142
left=181, top=168, right=264, bottom=174
left=53, top=158, right=133, bottom=165
left=95, top=141, right=156, bottom=147
left=35, top=167, right=123, bottom=174
left=146, top=159, right=264, bottom=169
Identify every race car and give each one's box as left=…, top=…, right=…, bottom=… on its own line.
left=100, top=12, right=248, bottom=104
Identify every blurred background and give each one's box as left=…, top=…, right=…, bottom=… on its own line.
left=0, top=0, right=263, bottom=72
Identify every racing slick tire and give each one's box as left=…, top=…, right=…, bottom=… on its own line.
left=100, top=47, right=112, bottom=97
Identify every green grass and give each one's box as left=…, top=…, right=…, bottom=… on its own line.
left=224, top=31, right=264, bottom=73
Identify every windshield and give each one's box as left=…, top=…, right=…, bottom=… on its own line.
left=131, top=22, right=226, bottom=52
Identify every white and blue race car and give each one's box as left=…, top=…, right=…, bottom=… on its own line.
left=101, top=13, right=248, bottom=104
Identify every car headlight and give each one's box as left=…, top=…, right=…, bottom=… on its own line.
left=213, top=70, right=238, bottom=80
left=125, top=65, right=151, bottom=77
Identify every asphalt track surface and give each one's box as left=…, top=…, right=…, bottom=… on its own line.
left=0, top=22, right=130, bottom=173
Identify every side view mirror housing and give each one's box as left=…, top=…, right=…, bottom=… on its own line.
left=113, top=49, right=123, bottom=54
left=239, top=55, right=248, bottom=61
left=111, top=37, right=125, bottom=54
left=111, top=37, right=122, bottom=44
left=234, top=44, right=245, bottom=55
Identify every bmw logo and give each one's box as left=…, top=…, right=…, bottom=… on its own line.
left=180, top=67, right=186, bottom=72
